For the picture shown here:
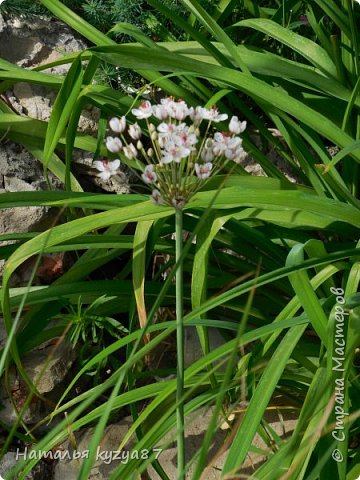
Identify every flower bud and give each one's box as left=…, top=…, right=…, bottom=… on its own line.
left=109, top=116, right=126, bottom=133
left=106, top=136, right=122, bottom=153
left=151, top=189, right=164, bottom=205
left=129, top=123, right=142, bottom=140
left=158, top=136, right=166, bottom=148
left=123, top=143, right=138, bottom=160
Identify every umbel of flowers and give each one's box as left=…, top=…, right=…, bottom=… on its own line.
left=97, top=97, right=247, bottom=209
left=96, top=97, right=247, bottom=479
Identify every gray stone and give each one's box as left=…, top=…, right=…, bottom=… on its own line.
left=0, top=13, right=6, bottom=33
left=52, top=406, right=297, bottom=479
left=22, top=340, right=76, bottom=394
left=0, top=13, right=99, bottom=134
left=0, top=315, right=75, bottom=425
left=12, top=83, right=53, bottom=122
left=0, top=142, right=60, bottom=240
left=0, top=174, right=50, bottom=237
left=0, top=452, right=33, bottom=479
left=185, top=326, right=226, bottom=370
left=53, top=420, right=136, bottom=480
left=0, top=205, right=50, bottom=236
left=0, top=372, right=44, bottom=425
left=0, top=140, right=62, bottom=191
left=0, top=15, right=87, bottom=69
left=244, top=130, right=302, bottom=183
left=0, top=142, right=43, bottom=181
left=147, top=406, right=297, bottom=479
left=0, top=451, right=52, bottom=480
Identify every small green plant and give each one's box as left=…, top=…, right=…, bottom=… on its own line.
left=64, top=295, right=128, bottom=348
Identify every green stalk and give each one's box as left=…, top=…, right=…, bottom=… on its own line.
left=175, top=207, right=185, bottom=480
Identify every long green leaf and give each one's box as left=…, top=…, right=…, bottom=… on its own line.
left=231, top=18, right=337, bottom=77
left=89, top=45, right=360, bottom=163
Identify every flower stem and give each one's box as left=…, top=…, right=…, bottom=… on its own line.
left=175, top=207, right=185, bottom=480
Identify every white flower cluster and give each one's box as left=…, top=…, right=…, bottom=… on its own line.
left=96, top=97, right=247, bottom=208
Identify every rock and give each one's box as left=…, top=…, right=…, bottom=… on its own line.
left=0, top=371, right=44, bottom=425
left=0, top=13, right=6, bottom=33
left=0, top=142, right=44, bottom=181
left=0, top=13, right=100, bottom=135
left=147, top=405, right=297, bottom=479
left=0, top=317, right=75, bottom=425
left=0, top=14, right=86, bottom=70
left=0, top=142, right=60, bottom=241
left=184, top=326, right=226, bottom=370
left=12, top=83, right=53, bottom=122
left=244, top=130, right=302, bottom=183
left=52, top=405, right=297, bottom=479
left=0, top=451, right=52, bottom=480
left=53, top=420, right=136, bottom=480
left=0, top=176, right=51, bottom=238
left=21, top=340, right=76, bottom=394
left=0, top=201, right=51, bottom=237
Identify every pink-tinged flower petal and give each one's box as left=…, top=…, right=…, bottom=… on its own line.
left=109, top=116, right=126, bottom=133
left=110, top=159, right=121, bottom=172
left=131, top=100, right=152, bottom=119
left=176, top=128, right=198, bottom=149
left=203, top=106, right=228, bottom=123
left=160, top=154, right=173, bottom=165
left=94, top=159, right=120, bottom=180
left=189, top=106, right=206, bottom=125
left=225, top=144, right=245, bottom=161
left=106, top=136, right=122, bottom=153
left=152, top=105, right=169, bottom=120
left=232, top=150, right=247, bottom=164
left=213, top=141, right=227, bottom=156
left=161, top=142, right=191, bottom=164
left=142, top=165, right=157, bottom=184
left=93, top=160, right=105, bottom=172
left=98, top=170, right=111, bottom=181
left=213, top=132, right=227, bottom=143
left=227, top=137, right=242, bottom=149
left=160, top=97, right=173, bottom=107
left=151, top=189, right=164, bottom=205
left=195, top=162, right=213, bottom=179
left=157, top=122, right=178, bottom=135
left=166, top=99, right=189, bottom=121
left=212, top=131, right=233, bottom=156
left=229, top=116, right=247, bottom=134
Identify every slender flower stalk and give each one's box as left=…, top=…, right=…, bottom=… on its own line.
left=175, top=208, right=185, bottom=479
left=99, top=98, right=248, bottom=479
